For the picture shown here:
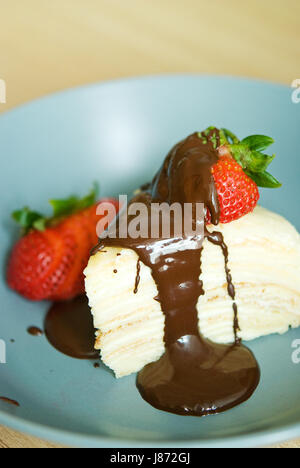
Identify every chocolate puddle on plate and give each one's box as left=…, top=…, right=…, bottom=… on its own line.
left=44, top=296, right=98, bottom=360
left=27, top=326, right=43, bottom=337
left=95, top=129, right=260, bottom=416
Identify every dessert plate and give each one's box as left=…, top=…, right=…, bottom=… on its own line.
left=0, top=75, right=299, bottom=448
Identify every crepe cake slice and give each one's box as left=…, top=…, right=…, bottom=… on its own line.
left=85, top=206, right=300, bottom=377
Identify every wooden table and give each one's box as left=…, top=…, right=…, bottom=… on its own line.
left=0, top=0, right=299, bottom=448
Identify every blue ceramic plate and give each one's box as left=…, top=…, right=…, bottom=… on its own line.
left=0, top=76, right=299, bottom=448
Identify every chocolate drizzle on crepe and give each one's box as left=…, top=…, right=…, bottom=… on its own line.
left=95, top=129, right=260, bottom=416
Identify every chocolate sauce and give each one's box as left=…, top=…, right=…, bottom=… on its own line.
left=205, top=229, right=241, bottom=344
left=95, top=129, right=260, bottom=416
left=0, top=397, right=19, bottom=407
left=45, top=296, right=98, bottom=359
left=233, top=303, right=241, bottom=344
left=27, top=326, right=43, bottom=337
left=134, top=260, right=141, bottom=294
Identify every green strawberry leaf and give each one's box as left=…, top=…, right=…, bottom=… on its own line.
left=220, top=128, right=240, bottom=145
left=12, top=183, right=99, bottom=234
left=229, top=144, right=275, bottom=173
left=198, top=126, right=281, bottom=189
left=32, top=217, right=48, bottom=231
left=49, top=196, right=79, bottom=218
left=228, top=144, right=251, bottom=169
left=76, top=182, right=100, bottom=210
left=12, top=208, right=46, bottom=232
left=217, top=127, right=280, bottom=189
left=49, top=183, right=99, bottom=217
left=249, top=151, right=275, bottom=172
left=241, top=135, right=274, bottom=152
left=245, top=170, right=282, bottom=188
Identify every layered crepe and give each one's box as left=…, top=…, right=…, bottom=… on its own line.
left=85, top=206, right=300, bottom=377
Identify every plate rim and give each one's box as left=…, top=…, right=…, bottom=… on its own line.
left=0, top=73, right=298, bottom=447
left=0, top=72, right=290, bottom=120
left=1, top=408, right=300, bottom=448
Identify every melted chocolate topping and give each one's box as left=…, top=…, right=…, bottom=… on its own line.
left=134, top=260, right=141, bottom=294
left=45, top=296, right=98, bottom=360
left=27, top=326, right=43, bottom=337
left=95, top=129, right=260, bottom=416
left=0, top=397, right=20, bottom=407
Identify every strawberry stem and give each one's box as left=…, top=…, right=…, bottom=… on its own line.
left=12, top=183, right=99, bottom=234
left=200, top=127, right=281, bottom=189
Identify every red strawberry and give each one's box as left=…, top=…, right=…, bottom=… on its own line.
left=209, top=154, right=260, bottom=224
left=7, top=187, right=119, bottom=301
left=202, top=128, right=281, bottom=224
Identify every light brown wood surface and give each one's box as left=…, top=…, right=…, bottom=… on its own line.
left=0, top=0, right=299, bottom=448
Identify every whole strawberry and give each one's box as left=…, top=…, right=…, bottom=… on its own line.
left=201, top=127, right=281, bottom=224
left=210, top=155, right=260, bottom=223
left=7, top=186, right=119, bottom=301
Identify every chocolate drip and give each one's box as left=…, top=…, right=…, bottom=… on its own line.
left=27, top=326, right=43, bottom=337
left=0, top=397, right=19, bottom=407
left=134, top=260, right=141, bottom=294
left=206, top=229, right=241, bottom=344
left=151, top=132, right=220, bottom=225
left=96, top=130, right=260, bottom=416
left=233, top=303, right=241, bottom=344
